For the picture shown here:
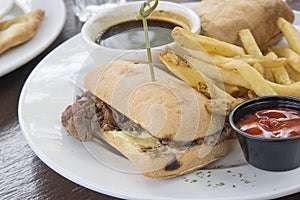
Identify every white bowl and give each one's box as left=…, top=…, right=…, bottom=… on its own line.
left=81, top=1, right=200, bottom=52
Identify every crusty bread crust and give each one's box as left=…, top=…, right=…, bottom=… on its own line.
left=84, top=60, right=225, bottom=142
left=102, top=130, right=229, bottom=179
left=0, top=9, right=45, bottom=54
left=193, top=0, right=294, bottom=52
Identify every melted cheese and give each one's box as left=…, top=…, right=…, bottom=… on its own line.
left=109, top=130, right=161, bottom=148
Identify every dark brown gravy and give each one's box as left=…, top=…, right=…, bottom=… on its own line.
left=95, top=19, right=179, bottom=50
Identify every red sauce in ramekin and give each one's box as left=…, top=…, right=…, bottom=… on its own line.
left=237, top=108, right=300, bottom=138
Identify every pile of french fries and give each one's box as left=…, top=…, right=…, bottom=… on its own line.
left=159, top=17, right=300, bottom=116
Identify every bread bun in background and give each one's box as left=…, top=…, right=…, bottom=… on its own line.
left=193, top=0, right=295, bottom=52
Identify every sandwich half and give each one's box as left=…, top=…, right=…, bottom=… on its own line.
left=61, top=60, right=233, bottom=178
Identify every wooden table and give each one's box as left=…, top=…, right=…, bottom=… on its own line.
left=0, top=0, right=299, bottom=199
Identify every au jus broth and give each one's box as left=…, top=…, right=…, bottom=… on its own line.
left=95, top=19, right=179, bottom=50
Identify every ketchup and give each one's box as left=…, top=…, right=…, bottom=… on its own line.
left=237, top=108, right=300, bottom=138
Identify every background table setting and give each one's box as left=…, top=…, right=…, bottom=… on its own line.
left=1, top=0, right=300, bottom=199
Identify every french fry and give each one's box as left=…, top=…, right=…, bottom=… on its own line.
left=158, top=18, right=300, bottom=116
left=185, top=56, right=251, bottom=89
left=271, top=46, right=300, bottom=72
left=159, top=48, right=233, bottom=100
left=169, top=28, right=213, bottom=64
left=268, top=81, right=300, bottom=97
left=265, top=51, right=278, bottom=59
left=265, top=50, right=292, bottom=84
left=253, top=63, right=264, bottom=75
left=286, top=57, right=300, bottom=73
left=221, top=60, right=278, bottom=96
left=205, top=98, right=246, bottom=116
left=277, top=17, right=300, bottom=54
left=238, top=29, right=263, bottom=56
left=271, top=66, right=292, bottom=84
left=234, top=55, right=287, bottom=68
left=197, top=79, right=232, bottom=100
left=209, top=55, right=236, bottom=70
left=210, top=54, right=286, bottom=69
left=159, top=47, right=202, bottom=88
left=285, top=65, right=300, bottom=82
left=172, top=27, right=245, bottom=57
left=263, top=68, right=275, bottom=82
left=264, top=51, right=278, bottom=82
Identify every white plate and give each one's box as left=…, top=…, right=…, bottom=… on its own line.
left=0, top=0, right=14, bottom=19
left=0, top=0, right=66, bottom=77
left=19, top=5, right=300, bottom=200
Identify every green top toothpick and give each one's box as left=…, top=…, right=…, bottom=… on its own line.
left=137, top=0, right=159, bottom=82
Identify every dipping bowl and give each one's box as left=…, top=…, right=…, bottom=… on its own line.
left=81, top=1, right=200, bottom=51
left=229, top=96, right=300, bottom=171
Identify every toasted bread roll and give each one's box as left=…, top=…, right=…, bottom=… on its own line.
left=102, top=130, right=229, bottom=178
left=84, top=60, right=224, bottom=142
left=193, top=0, right=294, bottom=52
left=61, top=60, right=232, bottom=178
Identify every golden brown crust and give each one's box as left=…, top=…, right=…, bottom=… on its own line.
left=144, top=142, right=229, bottom=178
left=102, top=130, right=229, bottom=179
left=193, top=0, right=294, bottom=52
left=0, top=9, right=45, bottom=54
left=83, top=60, right=231, bottom=178
left=84, top=60, right=225, bottom=142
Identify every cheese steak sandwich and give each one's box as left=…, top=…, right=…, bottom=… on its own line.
left=193, top=0, right=294, bottom=52
left=61, top=60, right=234, bottom=178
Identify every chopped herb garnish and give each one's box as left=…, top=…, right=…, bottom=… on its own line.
left=196, top=171, right=203, bottom=175
left=215, top=182, right=225, bottom=187
left=181, top=169, right=256, bottom=188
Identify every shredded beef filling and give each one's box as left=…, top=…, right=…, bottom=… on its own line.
left=61, top=91, right=233, bottom=148
left=61, top=91, right=148, bottom=142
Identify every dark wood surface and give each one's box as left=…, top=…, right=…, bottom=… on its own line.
left=0, top=0, right=300, bottom=199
